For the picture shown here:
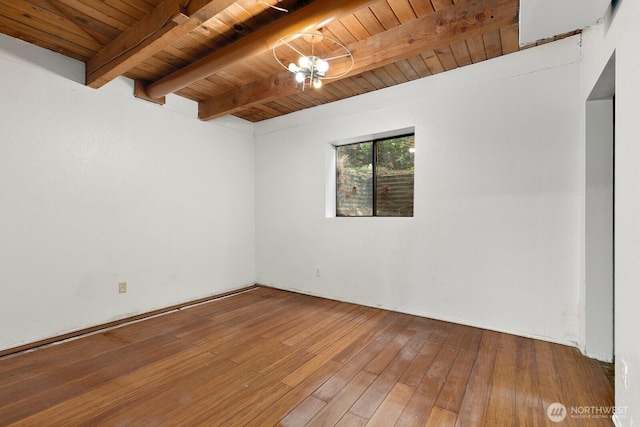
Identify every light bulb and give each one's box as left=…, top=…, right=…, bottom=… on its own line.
left=313, top=78, right=322, bottom=89
left=298, top=56, right=310, bottom=69
left=295, top=72, right=306, bottom=83
left=316, top=59, right=329, bottom=73
left=288, top=63, right=299, bottom=72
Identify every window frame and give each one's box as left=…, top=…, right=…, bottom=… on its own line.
left=335, top=132, right=415, bottom=218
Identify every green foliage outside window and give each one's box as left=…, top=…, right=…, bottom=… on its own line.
left=336, top=134, right=415, bottom=217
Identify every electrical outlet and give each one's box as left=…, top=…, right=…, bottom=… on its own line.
left=315, top=268, right=321, bottom=278
left=118, top=282, right=127, bottom=294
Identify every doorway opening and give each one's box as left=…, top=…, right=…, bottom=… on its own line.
left=585, top=53, right=615, bottom=366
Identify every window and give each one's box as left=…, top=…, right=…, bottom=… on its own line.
left=336, top=134, right=415, bottom=217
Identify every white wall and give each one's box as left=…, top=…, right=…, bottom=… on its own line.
left=255, top=36, right=584, bottom=347
left=582, top=1, right=640, bottom=425
left=519, top=0, right=609, bottom=45
left=0, top=35, right=256, bottom=352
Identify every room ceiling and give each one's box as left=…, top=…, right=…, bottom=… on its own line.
left=1, top=0, right=553, bottom=122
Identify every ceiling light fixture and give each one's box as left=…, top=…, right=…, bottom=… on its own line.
left=273, top=32, right=354, bottom=90
left=260, top=0, right=288, bottom=12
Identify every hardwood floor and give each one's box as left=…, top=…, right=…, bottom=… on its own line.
left=0, top=287, right=614, bottom=426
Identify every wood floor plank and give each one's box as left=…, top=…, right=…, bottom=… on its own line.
left=152, top=369, right=269, bottom=425
left=10, top=347, right=218, bottom=425
left=153, top=340, right=309, bottom=425
left=363, top=324, right=416, bottom=375
left=191, top=295, right=312, bottom=354
left=305, top=306, right=379, bottom=354
left=350, top=336, right=423, bottom=418
left=554, top=344, right=601, bottom=407
left=307, top=308, right=384, bottom=355
left=330, top=311, right=400, bottom=364
left=279, top=395, right=327, bottom=427
left=336, top=412, right=369, bottom=426
left=364, top=382, right=416, bottom=426
left=405, top=316, right=442, bottom=341
left=514, top=337, right=545, bottom=426
left=394, top=344, right=458, bottom=427
left=441, top=322, right=472, bottom=349
left=228, top=338, right=304, bottom=373
left=424, top=318, right=453, bottom=345
left=425, top=406, right=458, bottom=427
left=307, top=370, right=378, bottom=426
left=434, top=329, right=482, bottom=413
left=282, top=303, right=363, bottom=348
left=434, top=352, right=477, bottom=414
left=453, top=330, right=500, bottom=427
left=248, top=359, right=343, bottom=425
left=284, top=312, right=408, bottom=390
left=313, top=313, right=415, bottom=402
left=313, top=349, right=384, bottom=402
left=398, top=340, right=443, bottom=387
left=582, top=355, right=615, bottom=404
left=197, top=287, right=296, bottom=328
left=533, top=339, right=572, bottom=425
left=206, top=380, right=292, bottom=427
left=260, top=296, right=341, bottom=340
left=0, top=288, right=614, bottom=426
left=0, top=333, right=127, bottom=405
left=457, top=326, right=485, bottom=351
left=269, top=300, right=349, bottom=344
left=550, top=344, right=615, bottom=427
left=84, top=358, right=239, bottom=425
left=225, top=336, right=287, bottom=364
left=186, top=290, right=304, bottom=346
left=482, top=332, right=518, bottom=426
left=256, top=346, right=317, bottom=376
left=281, top=346, right=350, bottom=388
left=1, top=333, right=196, bottom=423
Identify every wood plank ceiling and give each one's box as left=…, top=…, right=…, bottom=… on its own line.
left=0, top=0, right=525, bottom=122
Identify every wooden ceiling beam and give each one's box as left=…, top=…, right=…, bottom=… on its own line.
left=85, top=0, right=237, bottom=89
left=198, top=0, right=518, bottom=121
left=198, top=70, right=301, bottom=121
left=348, top=0, right=518, bottom=74
left=144, top=0, right=381, bottom=100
